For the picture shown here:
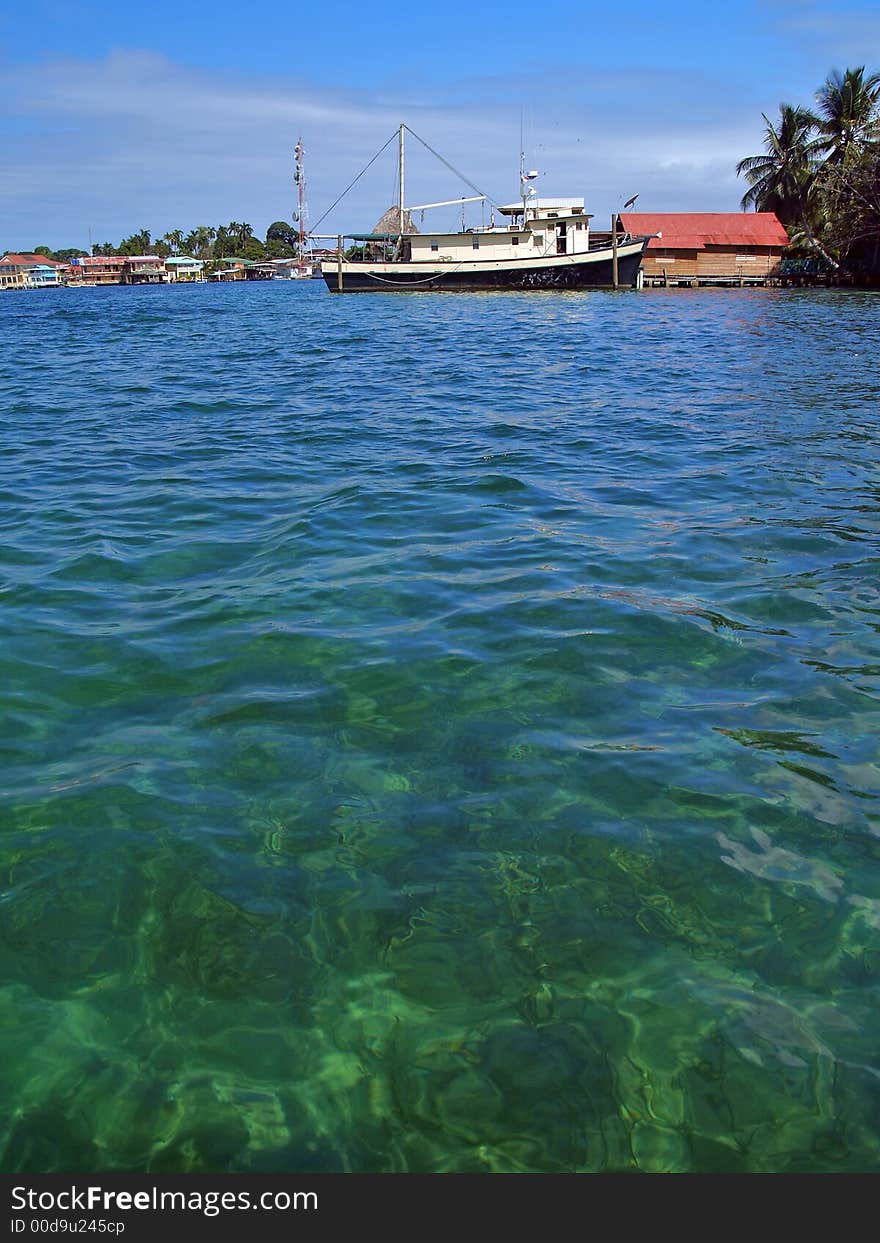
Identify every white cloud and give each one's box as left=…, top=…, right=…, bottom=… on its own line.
left=0, top=51, right=768, bottom=249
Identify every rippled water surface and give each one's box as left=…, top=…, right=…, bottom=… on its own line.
left=1, top=282, right=879, bottom=1172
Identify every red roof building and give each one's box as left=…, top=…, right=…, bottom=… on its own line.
left=1, top=253, right=66, bottom=267
left=1, top=253, right=67, bottom=289
left=618, top=212, right=789, bottom=284
left=67, top=255, right=127, bottom=285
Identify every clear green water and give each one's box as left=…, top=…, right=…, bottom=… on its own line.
left=1, top=282, right=879, bottom=1173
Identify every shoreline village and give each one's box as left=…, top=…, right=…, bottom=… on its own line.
left=0, top=215, right=831, bottom=293
left=8, top=59, right=880, bottom=296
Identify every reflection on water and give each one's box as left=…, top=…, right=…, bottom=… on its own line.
left=1, top=284, right=879, bottom=1172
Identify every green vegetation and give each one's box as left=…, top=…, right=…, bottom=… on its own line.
left=737, top=66, right=880, bottom=279
left=21, top=221, right=299, bottom=266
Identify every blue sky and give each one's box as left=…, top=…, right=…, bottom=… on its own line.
left=1, top=0, right=878, bottom=248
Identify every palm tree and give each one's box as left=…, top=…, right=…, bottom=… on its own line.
left=815, top=66, right=880, bottom=166
left=184, top=226, right=216, bottom=259
left=162, top=229, right=185, bottom=255
left=736, top=103, right=839, bottom=269
left=118, top=227, right=152, bottom=256
left=736, top=104, right=820, bottom=225
left=213, top=226, right=233, bottom=259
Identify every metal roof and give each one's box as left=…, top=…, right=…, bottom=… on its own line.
left=620, top=212, right=789, bottom=250
left=1, top=253, right=65, bottom=266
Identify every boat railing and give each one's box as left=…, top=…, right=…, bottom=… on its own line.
left=588, top=230, right=632, bottom=251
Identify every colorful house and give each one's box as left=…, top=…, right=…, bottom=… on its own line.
left=618, top=213, right=789, bottom=285
left=67, top=255, right=127, bottom=285
left=121, top=256, right=169, bottom=284
left=0, top=258, right=26, bottom=289
left=25, top=264, right=62, bottom=289
left=208, top=259, right=248, bottom=281
left=164, top=256, right=205, bottom=282
left=0, top=253, right=65, bottom=289
left=208, top=258, right=275, bottom=282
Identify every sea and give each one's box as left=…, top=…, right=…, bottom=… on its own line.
left=1, top=280, right=879, bottom=1173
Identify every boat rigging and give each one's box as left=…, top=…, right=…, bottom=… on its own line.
left=310, top=123, right=650, bottom=292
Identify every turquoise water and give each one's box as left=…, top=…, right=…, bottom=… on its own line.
left=1, top=282, right=879, bottom=1173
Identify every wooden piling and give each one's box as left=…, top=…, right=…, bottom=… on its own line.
left=611, top=215, right=619, bottom=290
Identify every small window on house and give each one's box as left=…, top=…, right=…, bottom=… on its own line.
left=431, top=240, right=439, bottom=252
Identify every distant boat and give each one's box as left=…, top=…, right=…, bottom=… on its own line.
left=269, top=259, right=314, bottom=280
left=319, top=125, right=649, bottom=293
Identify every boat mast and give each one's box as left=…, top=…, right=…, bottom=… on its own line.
left=294, top=137, right=306, bottom=276
left=520, top=147, right=528, bottom=226
left=398, top=123, right=405, bottom=254
left=519, top=108, right=527, bottom=228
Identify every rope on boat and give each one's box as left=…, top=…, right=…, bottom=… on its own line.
left=360, top=265, right=463, bottom=286
left=312, top=126, right=501, bottom=239
left=402, top=126, right=502, bottom=211
left=311, top=132, right=398, bottom=233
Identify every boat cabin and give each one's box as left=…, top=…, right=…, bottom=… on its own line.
left=406, top=197, right=594, bottom=264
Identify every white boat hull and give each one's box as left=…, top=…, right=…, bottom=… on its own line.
left=321, top=239, right=647, bottom=292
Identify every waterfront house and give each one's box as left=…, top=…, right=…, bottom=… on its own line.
left=121, top=255, right=169, bottom=284
left=0, top=257, right=26, bottom=289
left=208, top=259, right=248, bottom=281
left=265, top=257, right=320, bottom=279
left=208, top=258, right=276, bottom=282
left=67, top=255, right=127, bottom=285
left=248, top=261, right=277, bottom=281
left=25, top=264, right=62, bottom=289
left=267, top=257, right=302, bottom=278
left=618, top=213, right=789, bottom=285
left=164, top=256, right=205, bottom=282
left=1, top=253, right=65, bottom=289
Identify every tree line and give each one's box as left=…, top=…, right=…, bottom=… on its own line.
left=21, top=221, right=301, bottom=265
left=737, top=65, right=880, bottom=278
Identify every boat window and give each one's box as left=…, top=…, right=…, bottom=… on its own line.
left=430, top=240, right=438, bottom=252
left=512, top=236, right=519, bottom=245
left=472, top=236, right=480, bottom=249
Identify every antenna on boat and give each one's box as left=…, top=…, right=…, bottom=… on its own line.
left=518, top=111, right=538, bottom=225
left=520, top=147, right=527, bottom=225
left=519, top=157, right=539, bottom=225
left=519, top=109, right=525, bottom=226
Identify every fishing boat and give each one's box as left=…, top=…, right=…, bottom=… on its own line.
left=318, top=125, right=650, bottom=293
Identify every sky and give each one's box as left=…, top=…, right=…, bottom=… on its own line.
left=1, top=0, right=879, bottom=249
